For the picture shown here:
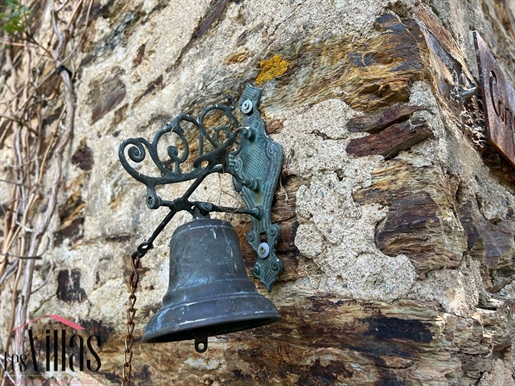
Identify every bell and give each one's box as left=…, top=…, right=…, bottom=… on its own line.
left=142, top=217, right=280, bottom=352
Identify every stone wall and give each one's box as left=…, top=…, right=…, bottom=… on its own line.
left=1, top=0, right=514, bottom=385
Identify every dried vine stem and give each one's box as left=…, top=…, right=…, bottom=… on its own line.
left=0, top=1, right=91, bottom=384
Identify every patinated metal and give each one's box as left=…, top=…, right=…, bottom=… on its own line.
left=141, top=217, right=280, bottom=352
left=474, top=31, right=515, bottom=167
left=119, top=83, right=284, bottom=290
left=230, top=85, right=284, bottom=290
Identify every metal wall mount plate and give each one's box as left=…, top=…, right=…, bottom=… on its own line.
left=231, top=85, right=284, bottom=291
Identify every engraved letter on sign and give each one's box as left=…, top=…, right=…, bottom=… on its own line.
left=474, top=31, right=515, bottom=167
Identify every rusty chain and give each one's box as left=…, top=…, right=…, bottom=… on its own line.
left=122, top=243, right=150, bottom=386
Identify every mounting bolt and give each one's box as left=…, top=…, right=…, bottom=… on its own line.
left=257, top=242, right=270, bottom=258
left=241, top=99, right=253, bottom=114
left=459, top=86, right=479, bottom=99
left=243, top=127, right=256, bottom=141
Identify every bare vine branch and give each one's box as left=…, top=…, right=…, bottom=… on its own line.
left=0, top=0, right=92, bottom=384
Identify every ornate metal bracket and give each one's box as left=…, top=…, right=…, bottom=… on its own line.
left=119, top=84, right=283, bottom=290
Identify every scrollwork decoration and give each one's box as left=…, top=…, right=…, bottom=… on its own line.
left=119, top=101, right=241, bottom=208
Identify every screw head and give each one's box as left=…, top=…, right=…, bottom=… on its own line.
left=257, top=242, right=270, bottom=258
left=241, top=99, right=253, bottom=114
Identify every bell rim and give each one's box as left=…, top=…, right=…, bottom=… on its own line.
left=142, top=293, right=280, bottom=343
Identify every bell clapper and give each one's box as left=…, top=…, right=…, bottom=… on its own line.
left=194, top=336, right=208, bottom=353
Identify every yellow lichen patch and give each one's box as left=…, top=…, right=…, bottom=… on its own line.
left=256, top=54, right=290, bottom=85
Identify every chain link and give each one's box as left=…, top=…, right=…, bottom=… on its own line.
left=122, top=246, right=147, bottom=386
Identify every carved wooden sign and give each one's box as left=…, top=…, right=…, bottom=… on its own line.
left=474, top=31, right=515, bottom=167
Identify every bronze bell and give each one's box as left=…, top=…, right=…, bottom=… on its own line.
left=142, top=217, right=280, bottom=352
